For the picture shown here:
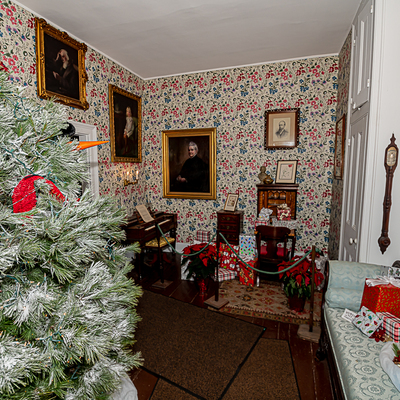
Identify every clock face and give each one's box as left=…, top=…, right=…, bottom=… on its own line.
left=387, top=147, right=397, bottom=167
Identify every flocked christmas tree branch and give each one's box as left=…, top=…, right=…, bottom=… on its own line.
left=0, top=70, right=143, bottom=399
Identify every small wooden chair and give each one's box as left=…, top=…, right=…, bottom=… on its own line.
left=143, top=230, right=175, bottom=286
left=255, top=225, right=291, bottom=282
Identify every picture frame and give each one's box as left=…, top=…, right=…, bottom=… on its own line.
left=224, top=193, right=239, bottom=212
left=265, top=108, right=299, bottom=149
left=334, top=114, right=346, bottom=179
left=109, top=84, right=142, bottom=163
left=35, top=18, right=89, bottom=110
left=162, top=128, right=216, bottom=200
left=275, top=160, right=298, bottom=184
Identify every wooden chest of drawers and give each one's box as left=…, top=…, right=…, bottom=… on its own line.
left=217, top=210, right=244, bottom=246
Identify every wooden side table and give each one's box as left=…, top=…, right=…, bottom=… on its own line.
left=217, top=210, right=244, bottom=246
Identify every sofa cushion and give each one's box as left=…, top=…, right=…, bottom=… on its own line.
left=325, top=287, right=364, bottom=311
left=328, top=261, right=383, bottom=290
left=324, top=306, right=400, bottom=399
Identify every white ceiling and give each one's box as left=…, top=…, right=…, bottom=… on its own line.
left=14, top=0, right=361, bottom=80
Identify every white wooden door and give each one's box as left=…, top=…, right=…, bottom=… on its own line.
left=341, top=114, right=368, bottom=261
left=351, top=0, right=374, bottom=112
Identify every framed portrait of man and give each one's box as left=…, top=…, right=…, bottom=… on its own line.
left=265, top=108, right=299, bottom=149
left=162, top=128, right=216, bottom=200
left=109, top=84, right=142, bottom=163
left=35, top=18, right=89, bottom=110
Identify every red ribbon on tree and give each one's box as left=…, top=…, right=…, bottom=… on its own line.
left=12, top=175, right=65, bottom=214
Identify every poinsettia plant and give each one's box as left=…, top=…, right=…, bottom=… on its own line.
left=278, top=255, right=324, bottom=299
left=183, top=243, right=217, bottom=280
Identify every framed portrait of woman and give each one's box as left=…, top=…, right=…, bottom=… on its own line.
left=109, top=84, right=142, bottom=163
left=162, top=128, right=216, bottom=200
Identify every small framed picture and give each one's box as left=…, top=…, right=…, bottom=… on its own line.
left=265, top=108, right=299, bottom=149
left=275, top=160, right=298, bottom=184
left=224, top=193, right=239, bottom=212
left=334, top=114, right=346, bottom=179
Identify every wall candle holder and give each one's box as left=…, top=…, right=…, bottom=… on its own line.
left=124, top=169, right=139, bottom=186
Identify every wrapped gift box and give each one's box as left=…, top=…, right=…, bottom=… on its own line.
left=277, top=208, right=291, bottom=221
left=219, top=243, right=239, bottom=271
left=238, top=257, right=257, bottom=286
left=215, top=268, right=236, bottom=282
left=377, top=312, right=400, bottom=342
left=361, top=281, right=400, bottom=317
left=255, top=219, right=270, bottom=229
left=239, top=234, right=256, bottom=258
left=196, top=230, right=211, bottom=242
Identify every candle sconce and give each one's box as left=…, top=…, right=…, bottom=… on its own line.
left=124, top=169, right=139, bottom=187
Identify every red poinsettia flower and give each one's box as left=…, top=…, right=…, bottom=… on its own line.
left=277, top=253, right=325, bottom=300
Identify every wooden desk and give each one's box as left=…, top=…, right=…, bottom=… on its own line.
left=257, top=183, right=298, bottom=218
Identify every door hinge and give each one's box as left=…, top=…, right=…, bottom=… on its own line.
left=371, top=4, right=373, bottom=14
left=367, top=78, right=370, bottom=88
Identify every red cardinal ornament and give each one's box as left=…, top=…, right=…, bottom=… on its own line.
left=12, top=175, right=65, bottom=214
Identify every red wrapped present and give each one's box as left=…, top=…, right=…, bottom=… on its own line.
left=238, top=258, right=257, bottom=286
left=361, top=281, right=400, bottom=317
left=377, top=312, right=400, bottom=342
left=219, top=243, right=239, bottom=271
left=196, top=230, right=211, bottom=242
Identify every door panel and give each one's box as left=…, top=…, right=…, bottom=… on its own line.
left=351, top=0, right=373, bottom=111
left=341, top=114, right=368, bottom=261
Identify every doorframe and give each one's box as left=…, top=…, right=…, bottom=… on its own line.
left=70, top=121, right=100, bottom=197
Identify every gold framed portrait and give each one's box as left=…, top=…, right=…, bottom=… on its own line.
left=109, top=84, right=142, bottom=163
left=162, top=128, right=216, bottom=200
left=35, top=18, right=89, bottom=110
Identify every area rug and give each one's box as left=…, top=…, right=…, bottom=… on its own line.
left=223, top=339, right=299, bottom=400
left=132, top=290, right=299, bottom=400
left=218, top=279, right=322, bottom=325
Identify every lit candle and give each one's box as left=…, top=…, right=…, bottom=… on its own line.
left=136, top=169, right=139, bottom=180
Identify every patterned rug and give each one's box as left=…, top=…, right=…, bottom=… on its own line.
left=218, top=279, right=322, bottom=325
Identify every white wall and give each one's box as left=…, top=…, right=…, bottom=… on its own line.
left=359, top=0, right=400, bottom=264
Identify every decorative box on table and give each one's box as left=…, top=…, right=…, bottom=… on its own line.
left=360, top=281, right=400, bottom=318
left=377, top=312, right=400, bottom=342
left=196, top=230, right=211, bottom=242
left=238, top=257, right=257, bottom=286
left=219, top=243, right=239, bottom=271
left=239, top=234, right=256, bottom=258
left=277, top=204, right=291, bottom=221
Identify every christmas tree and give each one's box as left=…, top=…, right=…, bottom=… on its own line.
left=0, top=69, right=142, bottom=399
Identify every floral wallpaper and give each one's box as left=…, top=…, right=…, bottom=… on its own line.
left=328, top=30, right=352, bottom=259
left=141, top=59, right=339, bottom=253
left=1, top=0, right=340, bottom=254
